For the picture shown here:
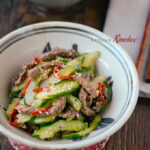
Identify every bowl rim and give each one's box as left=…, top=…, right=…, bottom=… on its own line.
left=0, top=21, right=139, bottom=149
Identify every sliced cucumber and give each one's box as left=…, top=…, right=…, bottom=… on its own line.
left=48, top=76, right=62, bottom=85
left=24, top=81, right=37, bottom=105
left=62, top=115, right=101, bottom=139
left=66, top=94, right=82, bottom=111
left=40, top=79, right=49, bottom=88
left=81, top=51, right=100, bottom=68
left=5, top=98, right=21, bottom=118
left=31, top=99, right=48, bottom=108
left=11, top=79, right=27, bottom=93
left=57, top=65, right=76, bottom=76
left=56, top=56, right=68, bottom=64
left=33, top=68, right=51, bottom=82
left=57, top=52, right=100, bottom=76
left=16, top=114, right=35, bottom=124
left=31, top=114, right=57, bottom=125
left=90, top=75, right=106, bottom=90
left=31, top=99, right=57, bottom=109
left=35, top=80, right=80, bottom=100
left=33, top=120, right=88, bottom=140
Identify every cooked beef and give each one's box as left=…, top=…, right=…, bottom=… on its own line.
left=79, top=88, right=95, bottom=116
left=86, top=72, right=94, bottom=81
left=92, top=99, right=102, bottom=112
left=15, top=69, right=27, bottom=86
left=59, top=106, right=83, bottom=120
left=16, top=96, right=66, bottom=117
left=28, top=60, right=62, bottom=79
left=48, top=95, right=66, bottom=116
left=59, top=106, right=75, bottom=119
left=11, top=75, right=19, bottom=87
left=28, top=66, right=42, bottom=79
left=16, top=104, right=36, bottom=114
left=40, top=60, right=63, bottom=69
left=92, top=86, right=108, bottom=112
left=40, top=47, right=79, bottom=61
left=14, top=60, right=36, bottom=85
left=23, top=60, right=35, bottom=70
left=73, top=73, right=98, bottom=98
left=86, top=96, right=93, bottom=107
left=102, top=86, right=108, bottom=99
left=17, top=91, right=23, bottom=98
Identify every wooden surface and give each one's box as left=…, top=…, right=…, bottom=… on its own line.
left=0, top=0, right=150, bottom=150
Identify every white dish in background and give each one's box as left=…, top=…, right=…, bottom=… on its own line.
left=0, top=22, right=139, bottom=150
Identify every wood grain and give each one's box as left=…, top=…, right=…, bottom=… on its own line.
left=0, top=0, right=150, bottom=150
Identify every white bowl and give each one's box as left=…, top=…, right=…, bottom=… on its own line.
left=0, top=22, right=139, bottom=150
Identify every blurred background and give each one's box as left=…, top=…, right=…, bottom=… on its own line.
left=0, top=0, right=150, bottom=150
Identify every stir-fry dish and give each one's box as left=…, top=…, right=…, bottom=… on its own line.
left=6, top=44, right=113, bottom=140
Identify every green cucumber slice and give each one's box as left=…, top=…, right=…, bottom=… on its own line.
left=62, top=115, right=101, bottom=139
left=56, top=56, right=68, bottom=64
left=57, top=52, right=100, bottom=76
left=48, top=76, right=62, bottom=85
left=66, top=94, right=82, bottom=111
left=24, top=81, right=37, bottom=105
left=35, top=80, right=80, bottom=100
left=11, top=79, right=27, bottom=93
left=5, top=98, right=21, bottom=118
left=33, top=120, right=88, bottom=140
left=16, top=114, right=35, bottom=124
left=31, top=114, right=57, bottom=125
left=90, top=75, right=106, bottom=90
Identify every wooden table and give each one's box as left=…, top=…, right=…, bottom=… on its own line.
left=0, top=0, right=150, bottom=150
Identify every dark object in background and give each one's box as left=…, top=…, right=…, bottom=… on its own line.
left=29, top=0, right=83, bottom=9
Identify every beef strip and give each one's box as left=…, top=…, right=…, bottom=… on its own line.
left=39, top=47, right=79, bottom=61
left=92, top=99, right=102, bottom=112
left=28, top=60, right=63, bottom=79
left=59, top=105, right=83, bottom=120
left=73, top=73, right=98, bottom=98
left=23, top=60, right=35, bottom=70
left=28, top=66, right=42, bottom=79
left=17, top=91, right=23, bottom=98
left=79, top=88, right=95, bottom=116
left=40, top=60, right=63, bottom=69
left=14, top=61, right=36, bottom=86
left=102, top=86, right=108, bottom=99
left=92, top=86, right=108, bottom=112
left=16, top=96, right=66, bottom=117
left=15, top=69, right=27, bottom=86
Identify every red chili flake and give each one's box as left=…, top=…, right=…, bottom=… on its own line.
left=26, top=75, right=28, bottom=79
left=48, top=73, right=51, bottom=77
left=9, top=108, right=18, bottom=127
left=53, top=66, right=62, bottom=76
left=22, top=80, right=31, bottom=96
left=34, top=56, right=38, bottom=63
left=31, top=105, right=52, bottom=115
left=37, top=59, right=43, bottom=64
left=34, top=56, right=43, bottom=65
left=33, top=87, right=50, bottom=93
left=58, top=75, right=73, bottom=79
left=98, top=82, right=108, bottom=104
left=53, top=66, right=73, bottom=79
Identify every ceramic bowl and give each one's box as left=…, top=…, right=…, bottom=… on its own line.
left=0, top=22, right=139, bottom=150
